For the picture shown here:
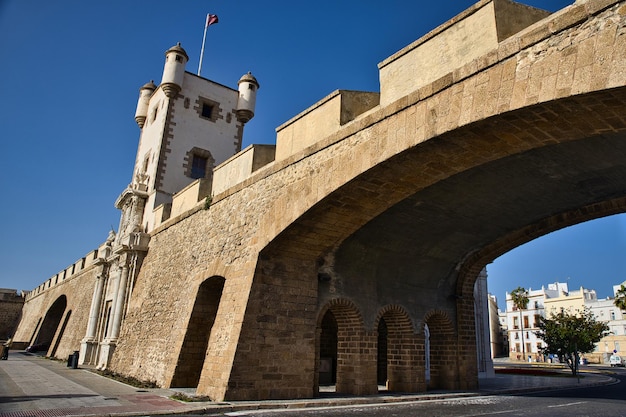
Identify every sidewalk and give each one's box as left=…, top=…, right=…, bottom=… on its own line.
left=0, top=351, right=616, bottom=417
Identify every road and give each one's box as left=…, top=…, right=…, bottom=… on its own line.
left=205, top=368, right=626, bottom=417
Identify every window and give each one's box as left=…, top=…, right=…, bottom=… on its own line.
left=513, top=317, right=519, bottom=329
left=523, top=316, right=529, bottom=328
left=611, top=311, right=616, bottom=320
left=534, top=314, right=541, bottom=327
left=201, top=103, right=212, bottom=118
left=195, top=97, right=220, bottom=122
left=191, top=155, right=208, bottom=179
left=175, top=54, right=183, bottom=63
left=185, top=147, right=214, bottom=180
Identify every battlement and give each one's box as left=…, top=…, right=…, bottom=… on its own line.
left=378, top=0, right=550, bottom=106
left=275, top=90, right=380, bottom=162
left=25, top=249, right=100, bottom=301
left=212, top=144, right=276, bottom=196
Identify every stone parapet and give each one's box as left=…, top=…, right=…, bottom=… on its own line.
left=25, top=249, right=100, bottom=301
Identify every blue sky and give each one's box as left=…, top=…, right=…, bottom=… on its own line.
left=1, top=0, right=624, bottom=306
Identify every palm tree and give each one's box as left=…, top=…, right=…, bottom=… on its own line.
left=614, top=284, right=626, bottom=311
left=510, top=286, right=529, bottom=361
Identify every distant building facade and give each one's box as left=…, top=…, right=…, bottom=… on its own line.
left=503, top=281, right=626, bottom=364
left=487, top=294, right=505, bottom=357
left=0, top=289, right=25, bottom=339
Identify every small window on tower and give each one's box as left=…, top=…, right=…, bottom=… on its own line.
left=201, top=103, right=213, bottom=119
left=195, top=97, right=220, bottom=122
left=175, top=54, right=183, bottom=63
left=191, top=155, right=208, bottom=179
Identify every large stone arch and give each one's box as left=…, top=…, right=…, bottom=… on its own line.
left=456, top=197, right=626, bottom=299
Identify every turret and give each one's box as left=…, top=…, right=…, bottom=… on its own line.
left=161, top=43, right=189, bottom=98
left=236, top=72, right=259, bottom=123
left=134, top=80, right=156, bottom=128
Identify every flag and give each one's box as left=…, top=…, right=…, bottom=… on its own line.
left=206, top=14, right=219, bottom=27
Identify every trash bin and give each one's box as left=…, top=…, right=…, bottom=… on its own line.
left=67, top=351, right=79, bottom=369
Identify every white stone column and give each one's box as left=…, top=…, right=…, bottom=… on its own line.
left=86, top=275, right=105, bottom=339
left=97, top=263, right=128, bottom=370
left=105, top=265, right=123, bottom=340
left=110, top=264, right=130, bottom=340
left=80, top=273, right=106, bottom=365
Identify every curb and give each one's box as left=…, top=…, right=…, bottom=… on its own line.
left=122, top=372, right=617, bottom=417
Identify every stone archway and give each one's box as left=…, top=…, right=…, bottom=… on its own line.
left=318, top=309, right=338, bottom=387
left=375, top=305, right=424, bottom=392
left=316, top=299, right=377, bottom=396
left=424, top=310, right=456, bottom=390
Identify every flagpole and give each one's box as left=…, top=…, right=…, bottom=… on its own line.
left=198, top=14, right=209, bottom=76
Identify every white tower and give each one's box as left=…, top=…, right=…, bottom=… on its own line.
left=236, top=72, right=259, bottom=123
left=124, top=43, right=260, bottom=233
left=134, top=81, right=156, bottom=128
left=161, top=42, right=188, bottom=98
left=83, top=40, right=260, bottom=372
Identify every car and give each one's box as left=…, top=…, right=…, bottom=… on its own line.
left=609, top=354, right=625, bottom=367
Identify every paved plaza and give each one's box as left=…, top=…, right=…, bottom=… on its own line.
left=0, top=352, right=616, bottom=417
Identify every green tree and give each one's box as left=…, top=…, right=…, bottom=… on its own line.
left=536, top=308, right=609, bottom=376
left=614, top=284, right=626, bottom=311
left=510, top=286, right=529, bottom=360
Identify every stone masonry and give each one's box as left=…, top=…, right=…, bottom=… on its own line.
left=12, top=0, right=626, bottom=402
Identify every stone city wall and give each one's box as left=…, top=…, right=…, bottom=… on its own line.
left=12, top=263, right=99, bottom=358
left=109, top=0, right=626, bottom=399
left=12, top=0, right=626, bottom=401
left=0, top=289, right=25, bottom=339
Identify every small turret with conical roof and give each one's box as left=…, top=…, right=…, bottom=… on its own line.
left=134, top=80, right=156, bottom=128
left=161, top=43, right=189, bottom=98
left=236, top=72, right=259, bottom=123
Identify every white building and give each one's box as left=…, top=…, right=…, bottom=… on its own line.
left=505, top=286, right=550, bottom=361
left=585, top=281, right=626, bottom=363
left=502, top=280, right=626, bottom=364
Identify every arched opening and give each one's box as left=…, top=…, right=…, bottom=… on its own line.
left=376, top=306, right=422, bottom=392
left=376, top=318, right=387, bottom=386
left=424, top=310, right=456, bottom=390
left=316, top=299, right=376, bottom=396
left=32, top=295, right=67, bottom=355
left=318, top=310, right=338, bottom=387
left=424, top=324, right=431, bottom=386
left=170, top=276, right=225, bottom=388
